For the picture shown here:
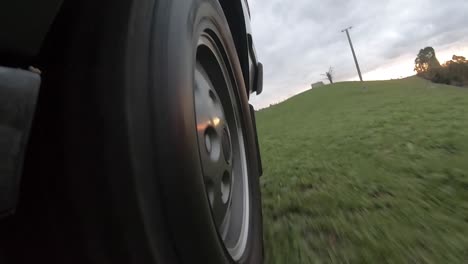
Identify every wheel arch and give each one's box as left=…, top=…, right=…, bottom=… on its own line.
left=218, top=0, right=250, bottom=94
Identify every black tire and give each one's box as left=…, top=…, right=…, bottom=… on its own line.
left=0, top=0, right=263, bottom=263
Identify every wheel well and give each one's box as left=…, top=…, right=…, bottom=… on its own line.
left=219, top=0, right=249, bottom=92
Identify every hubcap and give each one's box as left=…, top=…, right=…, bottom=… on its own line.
left=194, top=32, right=250, bottom=261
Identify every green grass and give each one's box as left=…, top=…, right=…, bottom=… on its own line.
left=256, top=77, right=468, bottom=263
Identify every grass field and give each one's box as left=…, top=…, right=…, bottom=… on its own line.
left=256, top=77, right=468, bottom=263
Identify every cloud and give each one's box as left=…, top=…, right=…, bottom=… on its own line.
left=248, top=0, right=468, bottom=108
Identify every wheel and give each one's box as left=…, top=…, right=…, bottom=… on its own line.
left=0, top=0, right=263, bottom=263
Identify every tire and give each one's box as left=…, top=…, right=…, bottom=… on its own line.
left=0, top=0, right=263, bottom=263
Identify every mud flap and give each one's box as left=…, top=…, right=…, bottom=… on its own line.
left=249, top=104, right=262, bottom=177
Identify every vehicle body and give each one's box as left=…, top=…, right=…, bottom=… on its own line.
left=0, top=0, right=263, bottom=263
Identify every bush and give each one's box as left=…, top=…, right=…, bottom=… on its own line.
left=444, top=56, right=468, bottom=86
left=430, top=68, right=451, bottom=85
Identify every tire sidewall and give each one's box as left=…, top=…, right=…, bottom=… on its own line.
left=148, top=0, right=262, bottom=263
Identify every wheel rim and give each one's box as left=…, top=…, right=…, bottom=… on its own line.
left=194, top=32, right=250, bottom=261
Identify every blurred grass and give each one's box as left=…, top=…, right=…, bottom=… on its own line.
left=256, top=77, right=468, bottom=263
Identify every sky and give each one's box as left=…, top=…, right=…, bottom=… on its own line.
left=247, top=0, right=468, bottom=108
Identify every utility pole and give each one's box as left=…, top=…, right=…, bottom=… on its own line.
left=341, top=26, right=363, bottom=82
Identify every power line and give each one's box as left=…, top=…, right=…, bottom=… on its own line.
left=341, top=26, right=363, bottom=82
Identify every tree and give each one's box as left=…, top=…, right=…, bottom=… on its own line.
left=415, top=50, right=468, bottom=86
left=322, top=67, right=334, bottom=84
left=414, top=47, right=441, bottom=76
left=452, top=55, right=466, bottom=63
left=443, top=55, right=468, bottom=85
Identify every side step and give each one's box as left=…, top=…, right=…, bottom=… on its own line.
left=0, top=66, right=40, bottom=218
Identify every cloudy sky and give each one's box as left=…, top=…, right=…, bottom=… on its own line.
left=248, top=0, right=468, bottom=108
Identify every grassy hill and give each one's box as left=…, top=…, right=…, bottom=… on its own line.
left=256, top=77, right=468, bottom=263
